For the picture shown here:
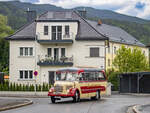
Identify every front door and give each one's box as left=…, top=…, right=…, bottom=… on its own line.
left=49, top=71, right=55, bottom=85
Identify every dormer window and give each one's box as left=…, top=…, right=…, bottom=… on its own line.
left=44, top=26, right=48, bottom=35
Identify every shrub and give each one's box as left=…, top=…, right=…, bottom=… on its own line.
left=107, top=69, right=120, bottom=91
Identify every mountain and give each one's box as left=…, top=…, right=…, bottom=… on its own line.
left=7, top=1, right=150, bottom=24
left=0, top=1, right=150, bottom=45
left=74, top=7, right=149, bottom=24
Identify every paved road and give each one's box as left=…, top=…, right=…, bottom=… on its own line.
left=1, top=94, right=150, bottom=113
left=142, top=106, right=150, bottom=113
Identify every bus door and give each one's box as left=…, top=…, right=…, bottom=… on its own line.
left=78, top=72, right=89, bottom=98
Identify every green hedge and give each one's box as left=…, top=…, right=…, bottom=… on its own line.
left=0, top=81, right=51, bottom=91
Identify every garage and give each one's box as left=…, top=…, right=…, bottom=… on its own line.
left=119, top=72, right=150, bottom=93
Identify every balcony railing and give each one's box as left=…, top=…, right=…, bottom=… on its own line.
left=37, top=55, right=73, bottom=66
left=36, top=32, right=74, bottom=44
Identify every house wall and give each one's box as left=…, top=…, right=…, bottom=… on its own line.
left=106, top=41, right=149, bottom=70
left=9, top=21, right=106, bottom=84
left=36, top=22, right=78, bottom=40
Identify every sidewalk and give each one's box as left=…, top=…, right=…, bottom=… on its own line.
left=0, top=98, right=33, bottom=111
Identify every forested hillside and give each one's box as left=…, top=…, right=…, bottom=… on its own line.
left=0, top=1, right=150, bottom=45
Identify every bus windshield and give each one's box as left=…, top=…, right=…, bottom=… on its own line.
left=56, top=72, right=78, bottom=81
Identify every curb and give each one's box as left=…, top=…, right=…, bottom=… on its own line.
left=128, top=104, right=150, bottom=113
left=0, top=99, right=33, bottom=111
left=120, top=93, right=150, bottom=97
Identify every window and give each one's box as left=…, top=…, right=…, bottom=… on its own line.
left=25, top=48, right=28, bottom=56
left=44, top=26, right=48, bottom=35
left=29, top=48, right=33, bottom=56
left=90, top=48, right=99, bottom=57
left=61, top=48, right=65, bottom=57
left=57, top=26, right=62, bottom=40
left=29, top=71, right=33, bottom=79
left=108, top=59, right=110, bottom=66
left=47, top=48, right=52, bottom=57
left=20, top=48, right=23, bottom=56
left=25, top=71, right=28, bottom=79
left=19, top=70, right=33, bottom=79
left=65, top=25, right=69, bottom=35
left=19, top=47, right=33, bottom=56
left=51, top=26, right=62, bottom=40
left=20, top=71, right=23, bottom=79
left=52, top=26, right=56, bottom=40
left=114, top=46, right=117, bottom=54
left=80, top=72, right=106, bottom=81
left=95, top=72, right=105, bottom=80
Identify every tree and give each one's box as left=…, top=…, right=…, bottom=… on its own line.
left=113, top=45, right=149, bottom=73
left=0, top=14, right=14, bottom=73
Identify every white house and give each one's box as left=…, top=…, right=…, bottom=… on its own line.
left=6, top=10, right=149, bottom=85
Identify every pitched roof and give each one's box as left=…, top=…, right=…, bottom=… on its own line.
left=6, top=21, right=36, bottom=40
left=6, top=10, right=107, bottom=41
left=87, top=20, right=145, bottom=47
left=5, top=10, right=145, bottom=47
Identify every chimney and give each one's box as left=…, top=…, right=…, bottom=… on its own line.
left=78, top=9, right=87, bottom=19
left=98, top=19, right=102, bottom=25
left=26, top=8, right=37, bottom=23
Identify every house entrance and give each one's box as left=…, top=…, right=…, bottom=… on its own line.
left=49, top=71, right=55, bottom=85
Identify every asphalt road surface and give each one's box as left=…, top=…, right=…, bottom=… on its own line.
left=1, top=94, right=150, bottom=113
left=142, top=106, right=150, bottom=113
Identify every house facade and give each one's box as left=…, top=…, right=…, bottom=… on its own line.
left=6, top=10, right=149, bottom=85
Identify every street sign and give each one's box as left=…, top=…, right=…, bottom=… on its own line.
left=34, top=71, right=38, bottom=76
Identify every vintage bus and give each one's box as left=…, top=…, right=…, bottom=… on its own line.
left=48, top=68, right=107, bottom=103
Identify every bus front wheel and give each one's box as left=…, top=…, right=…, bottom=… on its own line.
left=73, top=91, right=80, bottom=102
left=51, top=96, right=56, bottom=103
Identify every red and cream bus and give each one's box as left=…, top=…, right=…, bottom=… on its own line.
left=48, top=68, right=107, bottom=103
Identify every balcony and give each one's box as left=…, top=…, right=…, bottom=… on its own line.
left=37, top=55, right=73, bottom=66
left=36, top=32, right=74, bottom=44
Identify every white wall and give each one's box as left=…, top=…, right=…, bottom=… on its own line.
left=9, top=41, right=36, bottom=84
left=36, top=22, right=78, bottom=40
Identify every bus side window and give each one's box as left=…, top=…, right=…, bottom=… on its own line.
left=97, top=72, right=105, bottom=80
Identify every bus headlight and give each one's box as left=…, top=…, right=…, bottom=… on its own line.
left=66, top=85, right=73, bottom=93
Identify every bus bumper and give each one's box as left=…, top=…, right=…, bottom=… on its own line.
left=48, top=92, right=74, bottom=97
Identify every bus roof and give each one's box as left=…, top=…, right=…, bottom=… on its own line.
left=57, top=67, right=104, bottom=72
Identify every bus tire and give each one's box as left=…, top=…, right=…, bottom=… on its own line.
left=73, top=91, right=80, bottom=102
left=51, top=96, right=56, bottom=103
left=95, top=90, right=101, bottom=100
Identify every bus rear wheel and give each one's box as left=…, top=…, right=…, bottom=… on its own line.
left=91, top=90, right=101, bottom=100
left=73, top=91, right=80, bottom=102
left=95, top=90, right=101, bottom=100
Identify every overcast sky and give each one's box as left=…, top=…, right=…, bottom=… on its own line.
left=1, top=0, right=150, bottom=20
